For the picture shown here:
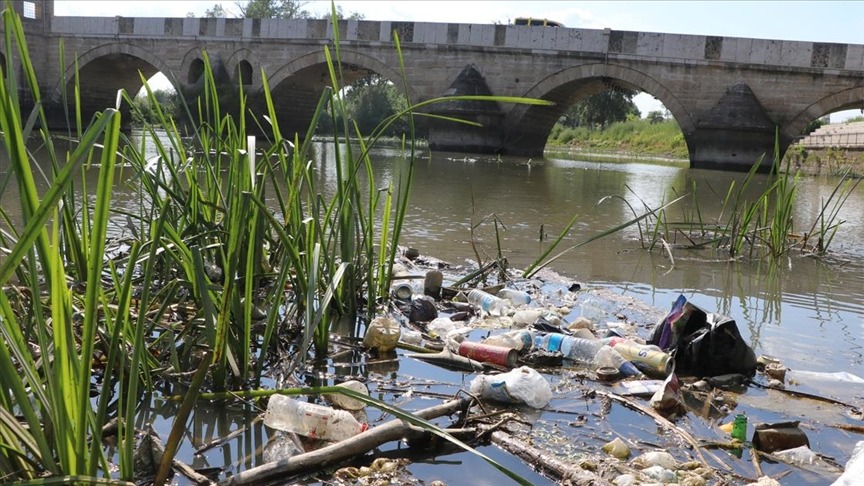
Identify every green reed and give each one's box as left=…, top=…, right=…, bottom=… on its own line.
left=642, top=132, right=858, bottom=260
left=0, top=6, right=128, bottom=481
left=0, top=2, right=554, bottom=481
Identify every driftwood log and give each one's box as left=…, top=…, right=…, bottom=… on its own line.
left=489, top=430, right=608, bottom=485
left=219, top=397, right=471, bottom=485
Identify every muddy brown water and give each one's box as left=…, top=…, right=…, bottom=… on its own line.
left=2, top=133, right=863, bottom=484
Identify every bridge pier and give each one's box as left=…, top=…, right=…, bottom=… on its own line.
left=687, top=127, right=790, bottom=172
left=427, top=64, right=507, bottom=154
left=686, top=83, right=788, bottom=172
left=427, top=114, right=505, bottom=154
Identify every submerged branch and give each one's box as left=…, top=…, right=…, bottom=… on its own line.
left=219, top=398, right=471, bottom=485
left=489, top=430, right=604, bottom=484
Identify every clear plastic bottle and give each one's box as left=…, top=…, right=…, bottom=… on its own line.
left=580, top=298, right=606, bottom=325
left=594, top=345, right=641, bottom=377
left=482, top=329, right=535, bottom=351
left=467, top=289, right=510, bottom=316
left=264, top=395, right=368, bottom=441
left=534, top=334, right=640, bottom=376
left=325, top=380, right=370, bottom=411
left=534, top=333, right=601, bottom=363
left=496, top=288, right=531, bottom=306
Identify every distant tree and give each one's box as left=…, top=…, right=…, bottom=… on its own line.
left=132, top=89, right=179, bottom=126
left=802, top=117, right=826, bottom=135
left=646, top=110, right=666, bottom=124
left=204, top=4, right=227, bottom=18
left=559, top=89, right=640, bottom=130
left=321, top=75, right=408, bottom=137
left=236, top=0, right=310, bottom=19
left=320, top=5, right=365, bottom=20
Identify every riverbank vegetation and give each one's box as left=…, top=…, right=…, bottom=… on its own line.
left=548, top=116, right=689, bottom=160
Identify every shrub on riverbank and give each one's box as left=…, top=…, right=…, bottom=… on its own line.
left=784, top=145, right=864, bottom=177
left=548, top=118, right=688, bottom=159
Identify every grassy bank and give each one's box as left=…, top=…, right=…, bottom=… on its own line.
left=548, top=118, right=689, bottom=160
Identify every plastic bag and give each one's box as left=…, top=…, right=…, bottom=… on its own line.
left=833, top=440, right=864, bottom=486
left=469, top=366, right=552, bottom=408
left=649, top=295, right=756, bottom=377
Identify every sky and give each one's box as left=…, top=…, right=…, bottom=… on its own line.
left=52, top=1, right=864, bottom=121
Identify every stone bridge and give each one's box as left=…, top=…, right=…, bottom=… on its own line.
left=4, top=0, right=864, bottom=171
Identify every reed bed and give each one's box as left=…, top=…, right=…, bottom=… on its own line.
left=0, top=4, right=553, bottom=482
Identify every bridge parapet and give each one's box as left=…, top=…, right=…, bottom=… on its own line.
left=47, top=17, right=864, bottom=73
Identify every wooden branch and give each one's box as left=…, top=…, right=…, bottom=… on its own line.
left=173, top=459, right=215, bottom=485
left=489, top=430, right=604, bottom=484
left=219, top=398, right=470, bottom=486
left=597, top=390, right=733, bottom=473
left=196, top=416, right=263, bottom=455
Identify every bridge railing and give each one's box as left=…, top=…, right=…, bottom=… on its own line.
left=799, top=132, right=864, bottom=149
left=46, top=16, right=864, bottom=73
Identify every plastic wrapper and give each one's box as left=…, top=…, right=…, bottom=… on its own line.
left=650, top=372, right=685, bottom=414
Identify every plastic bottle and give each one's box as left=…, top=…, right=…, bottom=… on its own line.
left=399, top=327, right=423, bottom=345
left=264, top=395, right=368, bottom=441
left=603, top=337, right=672, bottom=376
left=481, top=329, right=535, bottom=351
left=512, top=308, right=546, bottom=327
left=535, top=333, right=601, bottom=363
left=362, top=315, right=400, bottom=352
left=325, top=380, right=370, bottom=411
left=469, top=366, right=552, bottom=408
left=594, top=345, right=642, bottom=377
left=731, top=413, right=747, bottom=441
left=467, top=289, right=510, bottom=316
left=535, top=334, right=640, bottom=376
left=427, top=316, right=457, bottom=337
left=496, top=288, right=531, bottom=306
left=580, top=298, right=606, bottom=325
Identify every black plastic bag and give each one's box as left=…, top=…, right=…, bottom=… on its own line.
left=650, top=295, right=756, bottom=378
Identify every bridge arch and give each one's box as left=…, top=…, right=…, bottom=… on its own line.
left=502, top=62, right=694, bottom=156
left=54, top=42, right=174, bottom=104
left=179, top=48, right=237, bottom=87
left=259, top=49, right=417, bottom=139
left=786, top=87, right=864, bottom=138
left=225, top=48, right=261, bottom=87
left=266, top=49, right=415, bottom=102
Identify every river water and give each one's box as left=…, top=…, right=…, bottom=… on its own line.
left=2, top=133, right=863, bottom=482
left=314, top=142, right=864, bottom=381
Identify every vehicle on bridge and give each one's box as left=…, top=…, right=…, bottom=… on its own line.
left=513, top=17, right=564, bottom=27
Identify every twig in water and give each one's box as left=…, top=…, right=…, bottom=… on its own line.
left=196, top=416, right=263, bottom=455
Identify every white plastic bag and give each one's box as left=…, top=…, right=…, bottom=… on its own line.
left=832, top=440, right=864, bottom=485
left=470, top=366, right=552, bottom=408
